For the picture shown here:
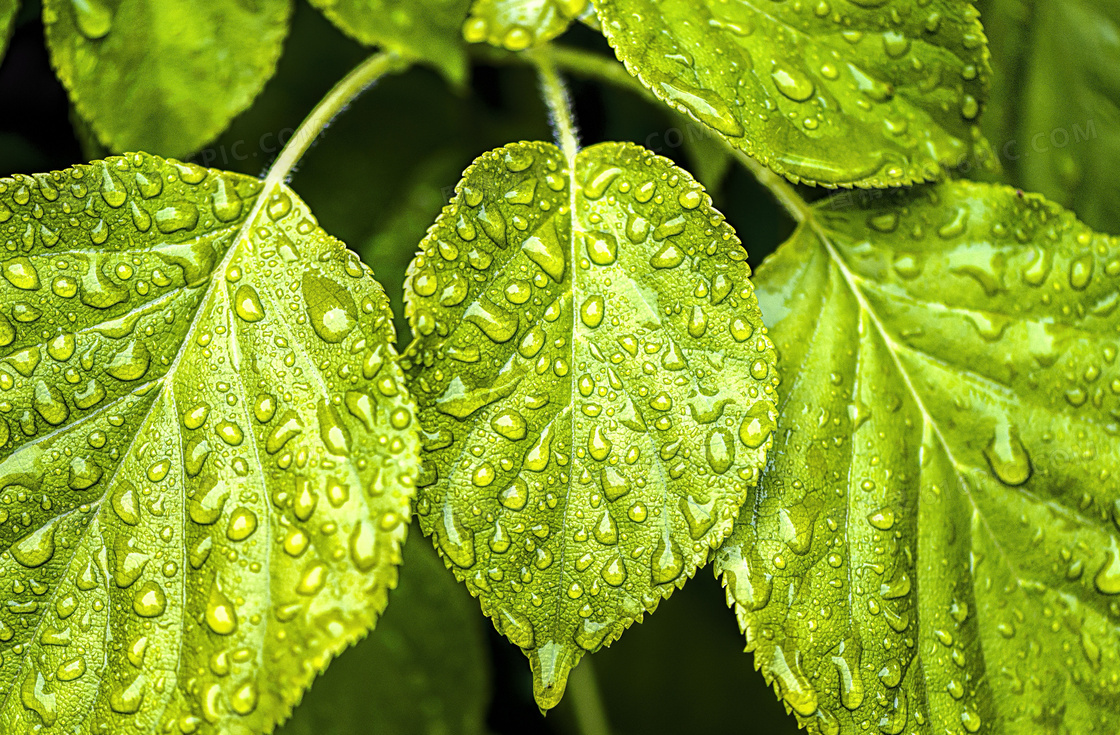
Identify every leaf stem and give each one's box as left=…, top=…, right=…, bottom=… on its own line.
left=566, top=659, right=612, bottom=735
left=531, top=47, right=580, bottom=162
left=262, top=50, right=409, bottom=193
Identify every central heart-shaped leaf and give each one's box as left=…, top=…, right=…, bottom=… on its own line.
left=404, top=140, right=779, bottom=708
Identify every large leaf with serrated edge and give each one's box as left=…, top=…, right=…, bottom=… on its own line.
left=403, top=141, right=779, bottom=710
left=716, top=182, right=1120, bottom=734
left=0, top=154, right=418, bottom=733
left=43, top=0, right=291, bottom=158
left=594, top=0, right=992, bottom=188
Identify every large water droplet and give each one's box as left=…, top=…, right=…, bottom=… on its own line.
left=70, top=0, right=113, bottom=40
left=302, top=273, right=358, bottom=343
left=983, top=422, right=1032, bottom=486
left=205, top=578, right=238, bottom=635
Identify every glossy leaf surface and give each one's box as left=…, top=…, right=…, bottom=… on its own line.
left=717, top=182, right=1120, bottom=733
left=462, top=0, right=586, bottom=51
left=594, top=0, right=992, bottom=188
left=42, top=0, right=292, bottom=158
left=403, top=141, right=778, bottom=709
left=308, top=0, right=471, bottom=84
left=0, top=154, right=419, bottom=733
left=979, top=0, right=1120, bottom=233
left=276, top=536, right=491, bottom=735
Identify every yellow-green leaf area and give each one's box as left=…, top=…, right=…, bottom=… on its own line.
left=594, top=0, right=992, bottom=188
left=308, top=0, right=471, bottom=84
left=42, top=0, right=292, bottom=158
left=462, top=0, right=587, bottom=51
left=403, top=140, right=779, bottom=710
left=0, top=154, right=419, bottom=733
left=717, top=182, right=1120, bottom=734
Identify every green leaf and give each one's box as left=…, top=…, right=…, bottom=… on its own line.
left=593, top=0, right=993, bottom=188
left=275, top=535, right=491, bottom=735
left=463, top=0, right=586, bottom=51
left=0, top=154, right=419, bottom=732
left=42, top=0, right=292, bottom=158
left=0, top=0, right=17, bottom=64
left=307, top=0, right=471, bottom=84
left=978, top=0, right=1120, bottom=233
left=716, top=181, right=1120, bottom=733
left=403, top=140, right=779, bottom=710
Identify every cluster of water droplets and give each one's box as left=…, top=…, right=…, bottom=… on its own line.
left=0, top=154, right=419, bottom=731
left=597, top=0, right=990, bottom=186
left=403, top=140, right=778, bottom=708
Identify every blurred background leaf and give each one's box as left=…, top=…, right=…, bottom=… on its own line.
left=276, top=535, right=493, bottom=735
left=978, top=0, right=1120, bottom=233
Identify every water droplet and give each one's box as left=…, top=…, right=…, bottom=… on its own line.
left=499, top=478, right=529, bottom=510
left=522, top=226, right=566, bottom=282
left=132, top=580, right=166, bottom=617
left=739, top=403, right=776, bottom=448
left=492, top=410, right=527, bottom=441
left=771, top=66, right=815, bottom=101
left=302, top=273, right=358, bottom=343
left=226, top=507, right=258, bottom=541
left=983, top=422, right=1032, bottom=486
left=497, top=607, right=535, bottom=648
left=12, top=521, right=57, bottom=568
left=70, top=0, right=113, bottom=40
left=205, top=578, right=238, bottom=635
left=105, top=340, right=151, bottom=381
left=580, top=295, right=605, bottom=328
left=659, top=81, right=744, bottom=136
left=154, top=203, right=199, bottom=233
left=584, top=231, right=618, bottom=265
left=1094, top=547, right=1120, bottom=595
left=435, top=504, right=475, bottom=568
left=234, top=284, right=265, bottom=322
left=706, top=428, right=734, bottom=474
left=465, top=299, right=519, bottom=342
left=1, top=257, right=40, bottom=290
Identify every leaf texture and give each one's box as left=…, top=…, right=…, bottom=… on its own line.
left=0, top=154, right=419, bottom=733
left=462, top=0, right=586, bottom=51
left=716, top=182, right=1120, bottom=733
left=594, top=0, right=992, bottom=188
left=308, top=0, right=471, bottom=84
left=978, top=0, right=1120, bottom=233
left=42, top=0, right=292, bottom=158
left=403, top=141, right=779, bottom=709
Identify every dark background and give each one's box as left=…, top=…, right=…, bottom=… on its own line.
left=0, top=2, right=800, bottom=733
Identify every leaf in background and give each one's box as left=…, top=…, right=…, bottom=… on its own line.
left=594, top=0, right=992, bottom=188
left=717, top=182, right=1120, bottom=733
left=276, top=535, right=491, bottom=735
left=307, top=0, right=471, bottom=84
left=978, top=0, right=1120, bottom=233
left=403, top=140, right=779, bottom=710
left=42, top=0, right=292, bottom=158
left=0, top=0, right=16, bottom=64
left=463, top=0, right=586, bottom=51
left=0, top=154, right=419, bottom=733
